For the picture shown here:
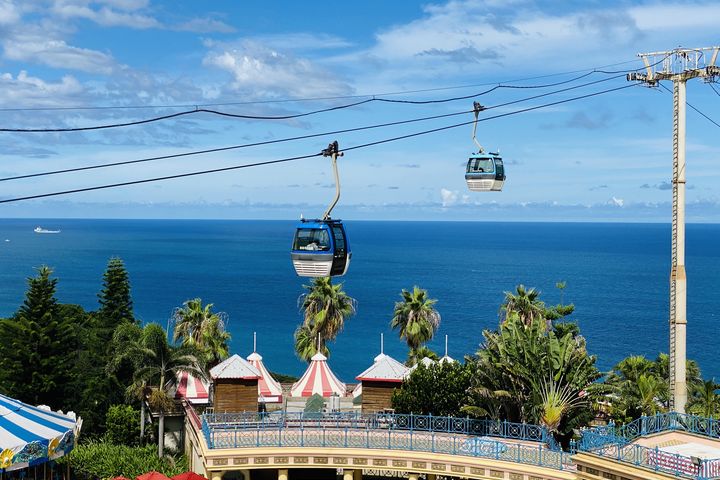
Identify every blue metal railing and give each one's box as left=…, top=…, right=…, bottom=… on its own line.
left=578, top=412, right=720, bottom=479
left=202, top=411, right=557, bottom=448
left=201, top=416, right=573, bottom=471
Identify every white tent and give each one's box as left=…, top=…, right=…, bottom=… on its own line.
left=0, top=394, right=81, bottom=472
left=290, top=352, right=346, bottom=397
left=247, top=351, right=283, bottom=403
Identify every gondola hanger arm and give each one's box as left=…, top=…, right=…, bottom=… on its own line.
left=471, top=101, right=486, bottom=154
left=322, top=141, right=344, bottom=221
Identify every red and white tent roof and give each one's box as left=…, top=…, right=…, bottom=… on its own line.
left=247, top=351, right=283, bottom=403
left=290, top=352, right=346, bottom=397
left=173, top=372, right=210, bottom=404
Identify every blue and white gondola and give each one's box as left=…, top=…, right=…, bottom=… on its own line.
left=466, top=101, right=506, bottom=192
left=291, top=218, right=351, bottom=277
left=465, top=153, right=505, bottom=192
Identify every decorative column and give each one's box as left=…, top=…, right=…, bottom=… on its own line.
left=278, top=469, right=289, bottom=480
left=210, top=472, right=223, bottom=480
left=408, top=474, right=419, bottom=480
left=342, top=470, right=354, bottom=480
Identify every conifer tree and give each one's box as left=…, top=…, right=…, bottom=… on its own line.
left=98, top=257, right=135, bottom=330
left=0, top=267, right=79, bottom=408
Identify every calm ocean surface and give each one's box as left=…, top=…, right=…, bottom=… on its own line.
left=0, top=219, right=718, bottom=381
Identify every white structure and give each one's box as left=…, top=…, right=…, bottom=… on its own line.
left=628, top=46, right=720, bottom=412
left=247, top=333, right=283, bottom=403
left=210, top=354, right=261, bottom=380
left=438, top=335, right=456, bottom=364
left=291, top=352, right=346, bottom=397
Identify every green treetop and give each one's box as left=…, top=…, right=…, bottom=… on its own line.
left=98, top=257, right=134, bottom=329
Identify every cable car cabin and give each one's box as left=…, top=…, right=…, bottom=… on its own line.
left=465, top=154, right=505, bottom=192
left=291, top=219, right=351, bottom=277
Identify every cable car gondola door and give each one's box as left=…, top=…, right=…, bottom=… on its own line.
left=329, top=222, right=350, bottom=276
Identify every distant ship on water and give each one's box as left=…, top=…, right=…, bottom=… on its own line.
left=34, top=227, right=61, bottom=234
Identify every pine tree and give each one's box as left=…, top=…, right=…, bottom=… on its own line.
left=0, top=267, right=80, bottom=408
left=98, top=257, right=134, bottom=331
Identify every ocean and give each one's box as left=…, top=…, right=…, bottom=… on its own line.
left=0, top=219, right=718, bottom=381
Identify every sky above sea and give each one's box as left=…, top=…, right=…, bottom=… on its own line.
left=0, top=1, right=718, bottom=222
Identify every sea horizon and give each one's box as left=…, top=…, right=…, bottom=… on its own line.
left=1, top=218, right=718, bottom=382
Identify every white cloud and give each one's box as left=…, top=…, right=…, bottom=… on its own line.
left=0, top=0, right=20, bottom=25
left=174, top=17, right=235, bottom=34
left=3, top=29, right=119, bottom=74
left=0, top=70, right=84, bottom=106
left=610, top=196, right=624, bottom=207
left=440, top=188, right=458, bottom=207
left=48, top=0, right=160, bottom=28
left=203, top=40, right=353, bottom=99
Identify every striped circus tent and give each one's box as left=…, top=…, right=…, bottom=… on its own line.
left=0, top=394, right=81, bottom=472
left=172, top=372, right=210, bottom=405
left=247, top=351, right=283, bottom=403
left=290, top=352, right=346, bottom=397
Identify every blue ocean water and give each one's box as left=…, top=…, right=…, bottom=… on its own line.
left=0, top=219, right=718, bottom=381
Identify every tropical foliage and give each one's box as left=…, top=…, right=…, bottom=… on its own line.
left=390, top=286, right=441, bottom=362
left=113, top=323, right=205, bottom=457
left=172, top=298, right=231, bottom=367
left=105, top=404, right=141, bottom=446
left=295, top=277, right=356, bottom=361
left=599, top=354, right=705, bottom=424
left=0, top=267, right=83, bottom=411
left=392, top=361, right=474, bottom=417
left=60, top=442, right=186, bottom=480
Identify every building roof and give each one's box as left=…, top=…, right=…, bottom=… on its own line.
left=356, top=353, right=409, bottom=383
left=247, top=351, right=283, bottom=402
left=290, top=352, right=346, bottom=397
left=210, top=354, right=261, bottom=380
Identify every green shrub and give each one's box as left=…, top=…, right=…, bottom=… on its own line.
left=304, top=393, right=324, bottom=413
left=105, top=404, right=140, bottom=446
left=60, top=441, right=187, bottom=480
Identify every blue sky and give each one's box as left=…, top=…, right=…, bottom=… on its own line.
left=0, top=0, right=718, bottom=221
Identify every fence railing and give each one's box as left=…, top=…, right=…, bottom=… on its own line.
left=202, top=412, right=558, bottom=449
left=578, top=412, right=720, bottom=479
left=201, top=421, right=574, bottom=471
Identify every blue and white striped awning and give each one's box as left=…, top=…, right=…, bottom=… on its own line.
left=0, top=394, right=81, bottom=472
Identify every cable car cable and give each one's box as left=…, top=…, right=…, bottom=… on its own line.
left=0, top=75, right=625, bottom=183
left=659, top=83, right=720, bottom=129
left=0, top=83, right=636, bottom=204
left=0, top=73, right=626, bottom=133
left=0, top=58, right=647, bottom=114
left=709, top=83, right=720, bottom=98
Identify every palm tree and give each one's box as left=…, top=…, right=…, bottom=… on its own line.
left=293, top=324, right=329, bottom=362
left=390, top=286, right=441, bottom=350
left=501, top=284, right=546, bottom=327
left=406, top=345, right=439, bottom=367
left=173, top=298, right=230, bottom=368
left=688, top=379, right=720, bottom=418
left=296, top=277, right=356, bottom=360
left=123, top=323, right=205, bottom=457
left=537, top=376, right=586, bottom=433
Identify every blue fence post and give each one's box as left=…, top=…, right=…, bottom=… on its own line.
left=539, top=444, right=543, bottom=467
left=432, top=432, right=435, bottom=452
left=410, top=412, right=414, bottom=433
left=366, top=429, right=369, bottom=449
left=654, top=446, right=659, bottom=471
left=388, top=428, right=391, bottom=450
left=344, top=427, right=348, bottom=448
